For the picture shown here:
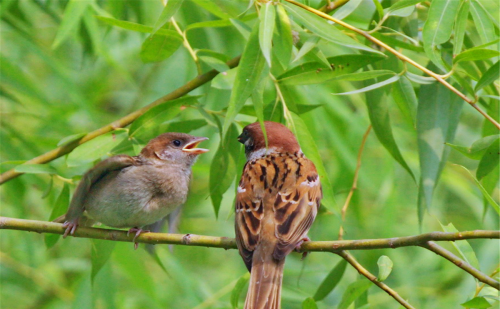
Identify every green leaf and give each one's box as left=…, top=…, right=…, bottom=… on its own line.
left=152, top=0, right=184, bottom=34
left=66, top=129, right=129, bottom=167
left=392, top=76, right=417, bottom=128
left=302, top=297, right=318, bottom=309
left=453, top=49, right=500, bottom=64
left=129, top=96, right=201, bottom=140
left=231, top=273, right=250, bottom=309
left=453, top=0, right=470, bottom=56
left=185, top=13, right=257, bottom=31
left=45, top=183, right=70, bottom=249
left=97, top=16, right=174, bottom=35
left=332, top=75, right=400, bottom=96
left=52, top=0, right=90, bottom=49
left=289, top=113, right=337, bottom=213
left=140, top=31, right=183, bottom=63
left=332, top=0, right=363, bottom=20
left=283, top=2, right=383, bottom=55
left=199, top=55, right=230, bottom=72
left=417, top=80, right=463, bottom=223
left=162, top=119, right=208, bottom=133
left=230, top=18, right=252, bottom=40
left=386, top=0, right=421, bottom=14
left=455, top=165, right=500, bottom=215
left=259, top=2, right=275, bottom=67
left=405, top=71, right=435, bottom=84
left=476, top=61, right=500, bottom=92
left=470, top=0, right=496, bottom=45
left=191, top=0, right=234, bottom=19
left=274, top=4, right=293, bottom=68
left=377, top=255, right=393, bottom=282
left=91, top=239, right=116, bottom=283
left=440, top=222, right=480, bottom=270
left=422, top=0, right=460, bottom=70
left=461, top=296, right=492, bottom=308
left=57, top=133, right=87, bottom=147
left=338, top=279, right=372, bottom=309
left=477, top=138, right=499, bottom=180
left=446, top=135, right=499, bottom=160
left=222, top=22, right=266, bottom=137
left=212, top=67, right=237, bottom=89
left=313, top=260, right=347, bottom=301
left=14, top=164, right=58, bottom=175
left=364, top=79, right=415, bottom=181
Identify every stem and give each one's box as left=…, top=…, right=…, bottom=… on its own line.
left=421, top=241, right=500, bottom=290
left=284, top=0, right=500, bottom=130
left=171, top=17, right=203, bottom=75
left=336, top=250, right=416, bottom=309
left=338, top=125, right=371, bottom=240
left=0, top=56, right=241, bottom=184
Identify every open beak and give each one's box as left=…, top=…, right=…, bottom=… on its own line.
left=182, top=137, right=209, bottom=155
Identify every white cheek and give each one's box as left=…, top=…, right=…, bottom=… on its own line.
left=246, top=147, right=278, bottom=161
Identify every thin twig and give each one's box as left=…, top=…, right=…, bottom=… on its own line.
left=0, top=56, right=241, bottom=184
left=339, top=125, right=371, bottom=240
left=421, top=241, right=500, bottom=290
left=284, top=0, right=500, bottom=130
left=336, top=250, right=416, bottom=309
left=171, top=17, right=203, bottom=75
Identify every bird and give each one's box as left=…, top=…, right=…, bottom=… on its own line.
left=235, top=121, right=322, bottom=309
left=60, top=132, right=209, bottom=249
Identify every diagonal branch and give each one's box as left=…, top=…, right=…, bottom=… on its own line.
left=421, top=241, right=500, bottom=290
left=284, top=0, right=500, bottom=130
left=0, top=56, right=241, bottom=185
left=336, top=250, right=415, bottom=309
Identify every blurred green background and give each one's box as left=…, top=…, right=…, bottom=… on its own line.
left=1, top=0, right=499, bottom=308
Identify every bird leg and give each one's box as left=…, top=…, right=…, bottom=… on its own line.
left=295, top=236, right=311, bottom=260
left=127, top=227, right=150, bottom=250
left=62, top=219, right=79, bottom=238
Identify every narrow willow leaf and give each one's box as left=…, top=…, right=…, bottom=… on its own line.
left=377, top=255, right=393, bottom=282
left=446, top=135, right=499, bottom=160
left=422, top=0, right=460, bottom=70
left=364, top=79, right=415, bottom=181
left=386, top=0, right=421, bottom=14
left=387, top=6, right=414, bottom=17
left=274, top=4, right=293, bottom=68
left=45, top=183, right=70, bottom=249
left=456, top=165, right=500, bottom=215
left=152, top=0, right=184, bottom=34
left=313, top=260, right=347, bottom=301
left=66, top=129, right=129, bottom=166
left=477, top=138, right=499, bottom=180
left=476, top=61, right=500, bottom=92
left=392, top=76, right=417, bottom=128
left=212, top=67, right=237, bottom=89
left=371, top=32, right=423, bottom=53
left=332, top=0, right=363, bottom=20
left=289, top=113, right=337, bottom=213
left=251, top=81, right=267, bottom=147
left=57, top=132, right=87, bottom=147
left=222, top=22, right=266, bottom=137
left=453, top=49, right=500, bottom=64
left=191, top=0, right=233, bottom=19
left=97, top=16, right=176, bottom=35
left=140, top=31, right=183, bottom=63
left=338, top=279, right=372, bottom=309
left=293, top=35, right=320, bottom=64
left=91, top=239, right=116, bottom=283
left=417, top=80, right=463, bottom=223
left=332, top=75, right=400, bottom=96
left=230, top=273, right=250, bottom=309
left=283, top=2, right=383, bottom=55
left=405, top=71, right=435, bottom=84
left=186, top=13, right=257, bottom=31
left=453, top=0, right=470, bottom=56
left=461, top=297, right=491, bottom=308
left=15, top=164, right=58, bottom=175
left=302, top=297, right=318, bottom=309
left=162, top=119, right=208, bottom=133
left=230, top=18, right=252, bottom=40
left=440, top=222, right=480, bottom=269
left=52, top=0, right=90, bottom=49
left=259, top=2, right=275, bottom=67
left=470, top=0, right=496, bottom=45
left=199, top=55, right=230, bottom=72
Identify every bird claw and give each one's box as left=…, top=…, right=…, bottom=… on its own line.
left=295, top=236, right=311, bottom=260
left=127, top=227, right=150, bottom=250
left=62, top=219, right=79, bottom=238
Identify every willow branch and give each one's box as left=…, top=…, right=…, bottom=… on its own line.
left=284, top=0, right=500, bottom=130
left=319, top=0, right=351, bottom=13
left=421, top=241, right=500, bottom=290
left=336, top=250, right=415, bottom=309
left=339, top=125, right=371, bottom=240
left=0, top=56, right=241, bottom=185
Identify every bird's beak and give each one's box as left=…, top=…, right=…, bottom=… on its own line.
left=182, top=137, right=209, bottom=154
left=237, top=134, right=244, bottom=144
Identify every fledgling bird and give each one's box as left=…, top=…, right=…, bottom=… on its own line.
left=235, top=121, right=322, bottom=309
left=61, top=132, right=209, bottom=249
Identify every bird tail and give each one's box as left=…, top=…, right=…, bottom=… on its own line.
left=244, top=250, right=285, bottom=309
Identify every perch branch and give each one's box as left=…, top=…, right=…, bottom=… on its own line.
left=421, top=241, right=500, bottom=290
left=0, top=56, right=241, bottom=185
left=284, top=0, right=500, bottom=130
left=336, top=250, right=415, bottom=309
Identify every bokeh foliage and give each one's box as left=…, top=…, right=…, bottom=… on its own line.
left=1, top=0, right=499, bottom=308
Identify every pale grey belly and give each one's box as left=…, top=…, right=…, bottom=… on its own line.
left=83, top=166, right=187, bottom=228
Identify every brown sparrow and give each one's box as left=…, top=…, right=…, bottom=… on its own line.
left=61, top=132, right=208, bottom=249
left=235, top=121, right=322, bottom=309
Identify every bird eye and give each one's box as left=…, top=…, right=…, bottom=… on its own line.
left=172, top=140, right=182, bottom=147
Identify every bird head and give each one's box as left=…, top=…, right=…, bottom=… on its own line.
left=141, top=133, right=209, bottom=166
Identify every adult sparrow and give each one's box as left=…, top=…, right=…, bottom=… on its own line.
left=61, top=132, right=208, bottom=249
left=235, top=121, right=322, bottom=309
